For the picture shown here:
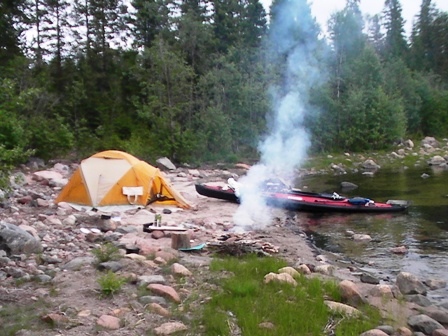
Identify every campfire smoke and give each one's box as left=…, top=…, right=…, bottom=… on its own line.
left=233, top=0, right=323, bottom=229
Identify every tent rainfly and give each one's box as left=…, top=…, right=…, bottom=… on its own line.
left=55, top=150, right=190, bottom=209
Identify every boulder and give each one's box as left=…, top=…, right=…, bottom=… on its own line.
left=421, top=306, right=448, bottom=324
left=278, top=266, right=300, bottom=277
left=407, top=314, right=443, bottom=335
left=428, top=155, right=446, bottom=166
left=156, top=157, right=176, bottom=171
left=404, top=139, right=414, bottom=149
left=369, top=285, right=393, bottom=299
left=404, top=294, right=432, bottom=307
left=264, top=272, right=297, bottom=286
left=360, top=273, right=380, bottom=285
left=339, top=280, right=365, bottom=307
left=421, top=136, right=440, bottom=148
left=424, top=278, right=446, bottom=290
left=0, top=221, right=42, bottom=255
left=396, top=272, right=427, bottom=295
left=362, top=159, right=380, bottom=170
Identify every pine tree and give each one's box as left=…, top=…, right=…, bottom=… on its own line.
left=174, top=0, right=212, bottom=74
left=432, top=12, right=448, bottom=79
left=382, top=0, right=408, bottom=59
left=410, top=0, right=438, bottom=71
left=0, top=0, right=28, bottom=65
left=130, top=0, right=172, bottom=50
left=367, top=14, right=385, bottom=55
left=327, top=0, right=365, bottom=100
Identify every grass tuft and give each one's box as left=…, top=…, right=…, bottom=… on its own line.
left=91, top=243, right=122, bottom=263
left=97, top=271, right=126, bottom=297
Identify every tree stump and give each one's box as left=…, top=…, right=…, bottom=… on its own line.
left=171, top=232, right=191, bottom=250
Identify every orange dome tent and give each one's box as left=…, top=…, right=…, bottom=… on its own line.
left=55, top=150, right=190, bottom=209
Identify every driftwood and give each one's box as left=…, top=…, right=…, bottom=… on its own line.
left=208, top=234, right=279, bottom=257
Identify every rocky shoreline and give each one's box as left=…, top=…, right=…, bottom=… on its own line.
left=0, top=136, right=448, bottom=335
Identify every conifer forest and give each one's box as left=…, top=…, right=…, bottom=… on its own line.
left=1, top=0, right=447, bottom=167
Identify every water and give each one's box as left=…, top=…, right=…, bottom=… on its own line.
left=295, top=166, right=448, bottom=299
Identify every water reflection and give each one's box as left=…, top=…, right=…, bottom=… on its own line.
left=297, top=167, right=448, bottom=297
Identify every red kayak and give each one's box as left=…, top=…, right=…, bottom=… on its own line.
left=195, top=183, right=410, bottom=213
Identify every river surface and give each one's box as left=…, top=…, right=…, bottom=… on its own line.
left=294, top=166, right=448, bottom=301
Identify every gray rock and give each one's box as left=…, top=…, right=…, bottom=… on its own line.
left=428, top=155, right=447, bottom=166
left=407, top=314, right=444, bottom=335
left=138, top=275, right=166, bottom=287
left=352, top=234, right=372, bottom=242
left=27, top=157, right=46, bottom=169
left=396, top=272, right=427, bottom=295
left=0, top=256, right=11, bottom=265
left=341, top=181, right=358, bottom=190
left=390, top=152, right=404, bottom=159
left=424, top=279, right=447, bottom=290
left=97, top=261, right=123, bottom=272
left=421, top=306, right=448, bottom=324
left=62, top=256, right=95, bottom=270
left=156, top=157, right=176, bottom=171
left=103, top=232, right=123, bottom=242
left=360, top=273, right=380, bottom=285
left=421, top=136, right=440, bottom=148
left=116, top=226, right=138, bottom=234
left=404, top=139, right=414, bottom=149
left=40, top=255, right=63, bottom=264
left=0, top=221, right=43, bottom=255
left=376, top=325, right=394, bottom=335
left=35, top=274, right=53, bottom=283
left=62, top=215, right=77, bottom=226
left=139, top=295, right=167, bottom=306
left=9, top=172, right=27, bottom=188
left=404, top=294, right=432, bottom=307
left=5, top=266, right=28, bottom=278
left=362, top=159, right=380, bottom=170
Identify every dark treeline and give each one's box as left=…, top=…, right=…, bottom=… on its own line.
left=1, top=0, right=448, bottom=168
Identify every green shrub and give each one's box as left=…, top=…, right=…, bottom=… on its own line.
left=91, top=243, right=122, bottom=263
left=26, top=115, right=74, bottom=160
left=97, top=271, right=126, bottom=296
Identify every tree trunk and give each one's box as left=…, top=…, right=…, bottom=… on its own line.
left=171, top=232, right=191, bottom=250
